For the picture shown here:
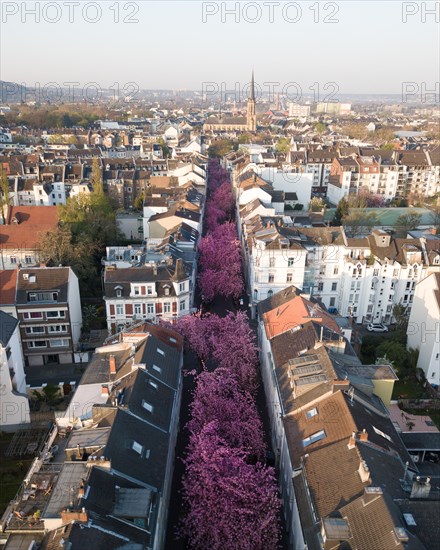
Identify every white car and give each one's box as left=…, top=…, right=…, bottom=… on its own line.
left=367, top=323, right=388, bottom=333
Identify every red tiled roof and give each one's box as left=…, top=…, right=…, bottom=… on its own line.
left=0, top=269, right=18, bottom=305
left=0, top=206, right=59, bottom=249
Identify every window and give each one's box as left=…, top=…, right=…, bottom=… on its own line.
left=141, top=400, right=154, bottom=413
left=268, top=273, right=274, bottom=283
left=269, top=257, right=275, bottom=268
left=28, top=340, right=47, bottom=348
left=46, top=310, right=65, bottom=318
left=319, top=266, right=325, bottom=276
left=286, top=273, right=293, bottom=283
left=306, top=408, right=318, bottom=419
left=10, top=256, right=17, bottom=264
left=157, top=348, right=165, bottom=356
left=116, top=304, right=124, bottom=316
left=302, top=430, right=326, bottom=448
left=179, top=282, right=186, bottom=292
left=329, top=297, right=335, bottom=307
left=163, top=302, right=171, bottom=313
left=133, top=286, right=140, bottom=296
left=147, top=286, right=153, bottom=295
left=333, top=266, right=339, bottom=275
left=134, top=304, right=142, bottom=315
left=24, top=256, right=33, bottom=264
left=393, top=269, right=399, bottom=277
left=180, top=300, right=186, bottom=311
left=367, top=304, right=373, bottom=313
left=116, top=289, right=122, bottom=298
left=25, top=326, right=45, bottom=334
left=48, top=325, right=67, bottom=333
left=350, top=281, right=356, bottom=290
left=28, top=292, right=58, bottom=302
left=317, top=283, right=323, bottom=292
left=406, top=282, right=411, bottom=290
left=373, top=269, right=379, bottom=277
left=331, top=282, right=337, bottom=291
left=147, top=303, right=154, bottom=314
left=164, top=287, right=170, bottom=296
left=50, top=339, right=69, bottom=348
left=23, top=311, right=43, bottom=320
left=288, top=258, right=294, bottom=267
left=349, top=294, right=353, bottom=302
left=152, top=364, right=162, bottom=373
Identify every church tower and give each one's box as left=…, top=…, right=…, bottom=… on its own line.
left=246, top=70, right=257, bottom=132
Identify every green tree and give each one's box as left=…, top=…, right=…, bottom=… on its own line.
left=133, top=193, right=145, bottom=211
left=309, top=197, right=325, bottom=212
left=334, top=197, right=349, bottom=225
left=315, top=122, right=326, bottom=134
left=157, top=137, right=170, bottom=158
left=275, top=137, right=290, bottom=154
left=0, top=165, right=10, bottom=224
left=343, top=210, right=378, bottom=237
left=395, top=213, right=422, bottom=237
left=393, top=303, right=408, bottom=329
left=208, top=139, right=234, bottom=158
left=375, top=340, right=408, bottom=376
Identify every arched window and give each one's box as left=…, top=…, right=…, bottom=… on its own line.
left=267, top=289, right=273, bottom=298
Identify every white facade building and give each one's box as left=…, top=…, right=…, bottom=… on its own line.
left=407, top=272, right=440, bottom=388
left=0, top=311, right=30, bottom=430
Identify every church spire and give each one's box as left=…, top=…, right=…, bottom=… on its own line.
left=250, top=69, right=255, bottom=101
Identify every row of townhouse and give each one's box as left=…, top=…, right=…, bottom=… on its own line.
left=0, top=147, right=207, bottom=210
left=225, top=144, right=440, bottom=203
left=103, top=164, right=205, bottom=333
left=0, top=267, right=82, bottom=367
left=257, top=286, right=438, bottom=549
left=237, top=193, right=440, bottom=324
left=1, top=323, right=183, bottom=550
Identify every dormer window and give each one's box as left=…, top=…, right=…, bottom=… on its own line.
left=131, top=441, right=143, bottom=454
left=164, top=286, right=170, bottom=296
left=141, top=400, right=154, bottom=413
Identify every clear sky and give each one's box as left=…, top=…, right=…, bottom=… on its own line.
left=1, top=0, right=439, bottom=95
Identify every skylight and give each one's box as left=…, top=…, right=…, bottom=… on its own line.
left=157, top=348, right=165, bottom=356
left=141, top=400, right=154, bottom=413
left=152, top=364, right=162, bottom=373
left=303, top=430, right=326, bottom=448
left=131, top=441, right=143, bottom=454
left=372, top=425, right=392, bottom=442
left=306, top=408, right=318, bottom=419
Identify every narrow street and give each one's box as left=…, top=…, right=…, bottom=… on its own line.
left=165, top=161, right=287, bottom=549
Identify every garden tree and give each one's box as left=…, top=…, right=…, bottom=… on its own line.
left=375, top=340, right=408, bottom=376
left=393, top=303, right=408, bottom=329
left=347, top=194, right=368, bottom=209
left=199, top=268, right=243, bottom=302
left=309, top=197, right=325, bottom=212
left=156, top=137, right=170, bottom=158
left=334, top=197, right=349, bottom=225
left=204, top=203, right=227, bottom=233
left=429, top=205, right=440, bottom=235
left=0, top=165, right=10, bottom=224
left=133, top=192, right=145, bottom=211
left=208, top=139, right=234, bottom=158
left=275, top=137, right=290, bottom=154
left=38, top=225, right=97, bottom=285
left=81, top=304, right=98, bottom=333
left=91, top=158, right=104, bottom=195
left=315, top=122, right=326, bottom=134
left=343, top=210, right=379, bottom=237
left=181, top=423, right=280, bottom=550
left=188, top=369, right=266, bottom=460
left=237, top=133, right=252, bottom=144
left=32, top=384, right=62, bottom=406
left=395, top=213, right=422, bottom=237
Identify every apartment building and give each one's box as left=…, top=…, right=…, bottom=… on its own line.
left=103, top=258, right=191, bottom=333
left=15, top=267, right=82, bottom=366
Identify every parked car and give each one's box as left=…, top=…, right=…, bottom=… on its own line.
left=367, top=323, right=388, bottom=333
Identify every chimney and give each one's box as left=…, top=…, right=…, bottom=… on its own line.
left=109, top=355, right=116, bottom=375
left=358, top=460, right=370, bottom=483
left=347, top=432, right=356, bottom=449
left=101, top=385, right=109, bottom=396
left=332, top=379, right=350, bottom=393
left=410, top=477, right=431, bottom=499
left=359, top=428, right=368, bottom=442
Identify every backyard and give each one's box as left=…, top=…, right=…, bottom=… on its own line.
left=0, top=433, right=32, bottom=516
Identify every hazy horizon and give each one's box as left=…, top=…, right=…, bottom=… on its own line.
left=2, top=1, right=439, bottom=96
